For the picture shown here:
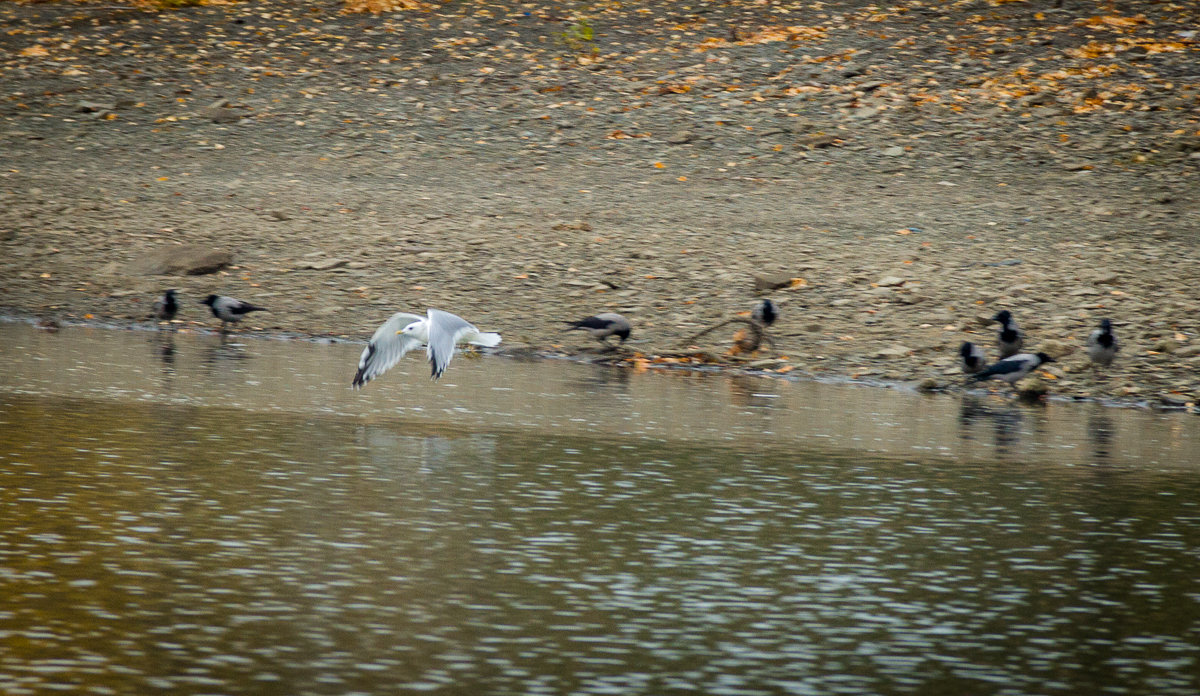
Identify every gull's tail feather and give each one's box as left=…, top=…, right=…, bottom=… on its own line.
left=470, top=332, right=502, bottom=348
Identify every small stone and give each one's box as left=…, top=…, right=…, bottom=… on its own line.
left=666, top=131, right=696, bottom=145
left=126, top=246, right=233, bottom=276
left=1151, top=339, right=1179, bottom=353
left=882, top=146, right=905, bottom=157
left=1159, top=393, right=1191, bottom=407
left=77, top=100, right=115, bottom=113
left=203, top=107, right=243, bottom=124
left=552, top=220, right=592, bottom=231
left=798, top=134, right=838, bottom=149
left=876, top=276, right=906, bottom=287
left=874, top=345, right=912, bottom=359
left=754, top=274, right=794, bottom=292
left=916, top=377, right=940, bottom=391
left=1174, top=345, right=1200, bottom=358
left=1040, top=339, right=1076, bottom=359
left=1093, top=270, right=1119, bottom=285
left=304, top=258, right=349, bottom=271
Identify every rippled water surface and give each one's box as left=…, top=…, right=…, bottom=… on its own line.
left=2, top=323, right=1199, bottom=695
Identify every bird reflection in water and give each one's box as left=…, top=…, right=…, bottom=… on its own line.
left=1087, top=407, right=1115, bottom=466
left=958, top=395, right=1025, bottom=459
left=154, top=333, right=176, bottom=369
left=201, top=333, right=251, bottom=373
left=571, top=365, right=631, bottom=397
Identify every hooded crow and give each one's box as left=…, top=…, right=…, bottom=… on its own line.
left=152, top=289, right=178, bottom=323
left=752, top=299, right=778, bottom=327
left=959, top=341, right=986, bottom=374
left=971, top=352, right=1054, bottom=386
left=1087, top=318, right=1119, bottom=368
left=201, top=294, right=267, bottom=330
left=993, top=310, right=1024, bottom=358
left=565, top=313, right=631, bottom=347
left=352, top=308, right=501, bottom=386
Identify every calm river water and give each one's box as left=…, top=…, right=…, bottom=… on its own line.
left=1, top=322, right=1199, bottom=695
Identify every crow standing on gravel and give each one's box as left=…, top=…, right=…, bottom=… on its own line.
left=152, top=289, right=178, bottom=323
left=565, top=313, right=632, bottom=348
left=959, top=341, right=986, bottom=374
left=752, top=299, right=778, bottom=327
left=971, top=352, right=1054, bottom=387
left=201, top=294, right=267, bottom=331
left=1087, top=318, right=1119, bottom=368
left=993, top=310, right=1024, bottom=358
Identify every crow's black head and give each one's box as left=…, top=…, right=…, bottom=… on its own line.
left=1035, top=352, right=1054, bottom=364
left=993, top=310, right=1012, bottom=324
left=201, top=295, right=218, bottom=307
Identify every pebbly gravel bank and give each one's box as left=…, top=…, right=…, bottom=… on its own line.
left=1, top=0, right=1198, bottom=408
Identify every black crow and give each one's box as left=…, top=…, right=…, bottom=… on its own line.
left=152, top=289, right=178, bottom=323
left=566, top=313, right=632, bottom=347
left=971, top=352, right=1054, bottom=386
left=959, top=341, right=986, bottom=374
left=993, top=310, right=1024, bottom=358
left=201, top=294, right=267, bottom=330
left=752, top=299, right=778, bottom=327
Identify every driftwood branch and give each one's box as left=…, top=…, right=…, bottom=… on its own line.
left=682, top=317, right=776, bottom=351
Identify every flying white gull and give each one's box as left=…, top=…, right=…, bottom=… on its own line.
left=352, top=309, right=501, bottom=387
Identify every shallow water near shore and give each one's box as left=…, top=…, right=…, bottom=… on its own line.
left=2, top=322, right=1199, bottom=695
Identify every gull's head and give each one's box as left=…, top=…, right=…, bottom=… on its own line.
left=397, top=321, right=422, bottom=337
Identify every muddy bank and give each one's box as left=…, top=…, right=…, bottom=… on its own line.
left=1, top=0, right=1198, bottom=406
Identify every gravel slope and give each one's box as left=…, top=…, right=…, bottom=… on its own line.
left=2, top=0, right=1198, bottom=406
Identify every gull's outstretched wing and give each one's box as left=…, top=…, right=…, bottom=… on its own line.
left=425, top=309, right=476, bottom=379
left=352, top=312, right=426, bottom=388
